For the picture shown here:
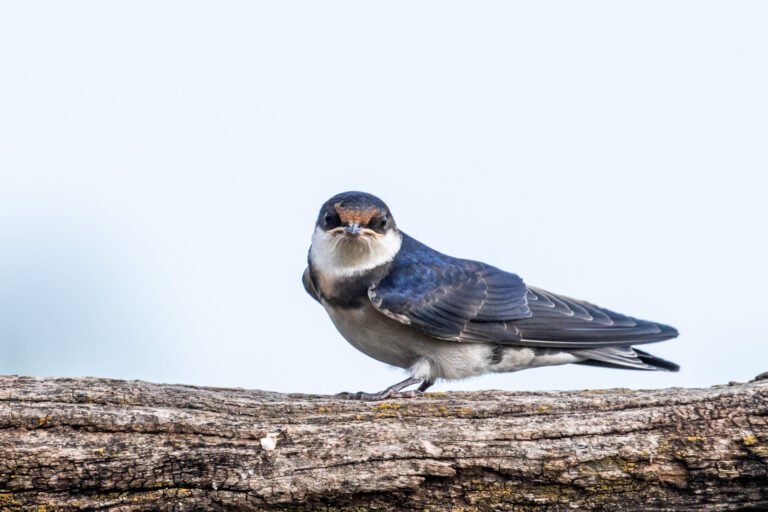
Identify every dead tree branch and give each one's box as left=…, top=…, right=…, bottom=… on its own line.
left=1, top=375, right=767, bottom=511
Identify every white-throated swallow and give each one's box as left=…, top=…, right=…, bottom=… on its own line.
left=303, top=191, right=679, bottom=400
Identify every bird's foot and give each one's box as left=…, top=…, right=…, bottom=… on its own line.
left=336, top=389, right=423, bottom=401
left=336, top=376, right=426, bottom=401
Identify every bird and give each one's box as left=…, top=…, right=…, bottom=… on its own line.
left=303, top=191, right=679, bottom=400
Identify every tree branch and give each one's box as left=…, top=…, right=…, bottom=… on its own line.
left=1, top=375, right=767, bottom=511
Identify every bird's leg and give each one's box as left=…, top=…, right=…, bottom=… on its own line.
left=337, top=376, right=423, bottom=401
left=417, top=379, right=434, bottom=392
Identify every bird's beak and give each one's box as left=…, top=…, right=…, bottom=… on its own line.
left=345, top=223, right=361, bottom=236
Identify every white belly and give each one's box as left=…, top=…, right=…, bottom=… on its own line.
left=323, top=301, right=583, bottom=382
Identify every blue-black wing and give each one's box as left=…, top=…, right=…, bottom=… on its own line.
left=369, top=234, right=678, bottom=347
left=509, top=287, right=678, bottom=347
left=302, top=267, right=321, bottom=303
left=368, top=234, right=530, bottom=341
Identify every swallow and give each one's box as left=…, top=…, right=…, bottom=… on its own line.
left=303, top=191, right=679, bottom=400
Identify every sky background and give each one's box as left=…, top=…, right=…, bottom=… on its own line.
left=1, top=1, right=766, bottom=394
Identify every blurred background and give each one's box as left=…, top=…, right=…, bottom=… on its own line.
left=1, top=1, right=766, bottom=394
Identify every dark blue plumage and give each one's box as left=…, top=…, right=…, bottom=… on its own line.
left=370, top=234, right=530, bottom=340
left=370, top=233, right=678, bottom=351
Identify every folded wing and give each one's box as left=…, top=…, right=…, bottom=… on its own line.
left=369, top=256, right=530, bottom=340
left=369, top=236, right=677, bottom=348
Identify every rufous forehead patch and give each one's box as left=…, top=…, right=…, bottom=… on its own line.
left=334, top=203, right=381, bottom=225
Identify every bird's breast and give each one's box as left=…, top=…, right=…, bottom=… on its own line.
left=323, top=301, right=427, bottom=369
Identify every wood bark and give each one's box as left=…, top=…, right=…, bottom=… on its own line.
left=1, top=375, right=767, bottom=511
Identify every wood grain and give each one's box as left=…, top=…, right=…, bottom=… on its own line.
left=1, top=375, right=767, bottom=511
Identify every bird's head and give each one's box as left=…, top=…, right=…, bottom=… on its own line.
left=310, top=191, right=402, bottom=277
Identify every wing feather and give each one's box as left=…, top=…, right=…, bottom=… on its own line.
left=368, top=234, right=678, bottom=348
left=368, top=235, right=529, bottom=341
left=302, top=267, right=321, bottom=304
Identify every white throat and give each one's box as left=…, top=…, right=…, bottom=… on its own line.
left=310, top=227, right=402, bottom=277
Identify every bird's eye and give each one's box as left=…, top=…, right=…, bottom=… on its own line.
left=370, top=215, right=388, bottom=232
left=323, top=211, right=341, bottom=229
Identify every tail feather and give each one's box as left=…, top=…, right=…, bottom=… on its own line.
left=634, top=348, right=680, bottom=372
left=574, top=347, right=680, bottom=372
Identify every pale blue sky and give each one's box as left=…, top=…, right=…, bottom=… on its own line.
left=1, top=1, right=766, bottom=394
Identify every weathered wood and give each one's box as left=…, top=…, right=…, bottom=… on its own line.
left=1, top=375, right=767, bottom=511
